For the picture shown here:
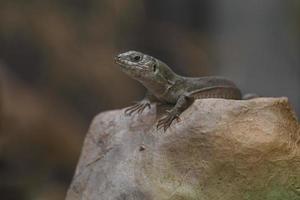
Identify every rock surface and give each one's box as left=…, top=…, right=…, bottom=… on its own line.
left=66, top=98, right=300, bottom=200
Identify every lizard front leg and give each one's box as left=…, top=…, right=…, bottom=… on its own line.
left=157, top=93, right=194, bottom=131
left=124, top=92, right=157, bottom=116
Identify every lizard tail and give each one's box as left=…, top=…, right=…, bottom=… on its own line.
left=243, top=93, right=260, bottom=100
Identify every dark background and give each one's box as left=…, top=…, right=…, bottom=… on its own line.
left=0, top=0, right=299, bottom=199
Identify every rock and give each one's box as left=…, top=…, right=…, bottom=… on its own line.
left=66, top=98, right=300, bottom=200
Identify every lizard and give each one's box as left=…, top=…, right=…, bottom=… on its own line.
left=115, top=50, right=248, bottom=131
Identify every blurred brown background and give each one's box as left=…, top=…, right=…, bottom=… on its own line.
left=0, top=0, right=299, bottom=199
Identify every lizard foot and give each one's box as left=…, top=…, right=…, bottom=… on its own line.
left=125, top=101, right=151, bottom=116
left=157, top=110, right=181, bottom=132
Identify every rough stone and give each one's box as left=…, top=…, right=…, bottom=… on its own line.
left=66, top=97, right=300, bottom=200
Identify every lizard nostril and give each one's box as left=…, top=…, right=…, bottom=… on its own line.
left=115, top=55, right=121, bottom=61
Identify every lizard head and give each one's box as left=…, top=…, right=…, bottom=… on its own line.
left=115, top=50, right=158, bottom=80
left=115, top=50, right=175, bottom=80
left=115, top=50, right=177, bottom=95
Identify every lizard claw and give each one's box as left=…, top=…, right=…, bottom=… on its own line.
left=157, top=111, right=180, bottom=132
left=125, top=101, right=151, bottom=116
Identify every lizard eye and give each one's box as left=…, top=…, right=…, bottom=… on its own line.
left=133, top=55, right=141, bottom=62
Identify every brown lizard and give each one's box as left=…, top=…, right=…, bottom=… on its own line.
left=115, top=50, right=254, bottom=131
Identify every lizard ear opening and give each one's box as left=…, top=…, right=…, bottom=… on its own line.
left=153, top=64, right=157, bottom=72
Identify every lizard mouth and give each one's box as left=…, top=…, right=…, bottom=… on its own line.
left=114, top=56, right=144, bottom=70
left=114, top=56, right=123, bottom=65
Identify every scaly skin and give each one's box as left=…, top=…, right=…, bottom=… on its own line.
left=115, top=50, right=242, bottom=131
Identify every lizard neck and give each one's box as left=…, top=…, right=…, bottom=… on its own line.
left=139, top=60, right=181, bottom=99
